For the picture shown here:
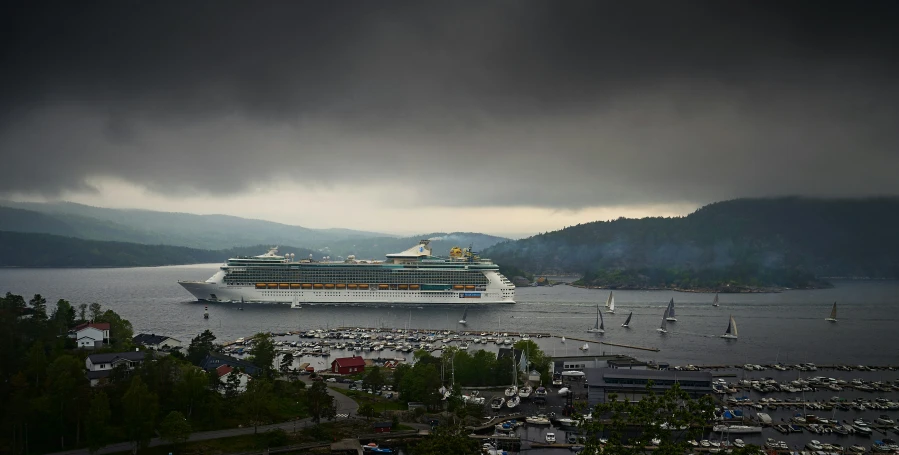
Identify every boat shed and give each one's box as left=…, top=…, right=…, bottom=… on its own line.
left=331, top=356, right=366, bottom=375
left=584, top=368, right=713, bottom=407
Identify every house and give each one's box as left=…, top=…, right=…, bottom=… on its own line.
left=215, top=365, right=252, bottom=394
left=133, top=333, right=182, bottom=351
left=200, top=352, right=260, bottom=375
left=69, top=322, right=110, bottom=349
left=85, top=351, right=145, bottom=386
left=372, top=422, right=392, bottom=433
left=498, top=348, right=528, bottom=373
left=331, top=356, right=366, bottom=375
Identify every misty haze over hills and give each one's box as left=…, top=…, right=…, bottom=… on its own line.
left=485, top=198, right=899, bottom=290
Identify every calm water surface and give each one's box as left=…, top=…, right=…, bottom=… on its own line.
left=1, top=265, right=897, bottom=366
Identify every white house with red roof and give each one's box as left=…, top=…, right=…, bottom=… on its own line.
left=69, top=322, right=111, bottom=349
left=216, top=364, right=251, bottom=394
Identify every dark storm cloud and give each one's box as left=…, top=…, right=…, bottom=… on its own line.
left=1, top=0, right=898, bottom=207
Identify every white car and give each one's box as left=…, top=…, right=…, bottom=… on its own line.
left=546, top=433, right=556, bottom=443
left=326, top=377, right=337, bottom=383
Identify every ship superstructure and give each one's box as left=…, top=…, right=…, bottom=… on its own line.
left=178, top=240, right=515, bottom=304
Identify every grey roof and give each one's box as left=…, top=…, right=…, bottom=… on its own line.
left=87, top=351, right=146, bottom=363
left=586, top=367, right=712, bottom=384
left=133, top=333, right=178, bottom=345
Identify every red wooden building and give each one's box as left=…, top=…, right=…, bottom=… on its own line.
left=331, top=356, right=366, bottom=374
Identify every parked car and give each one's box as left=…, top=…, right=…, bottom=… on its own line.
left=326, top=377, right=337, bottom=382
left=386, top=392, right=394, bottom=399
left=546, top=433, right=556, bottom=443
left=567, top=434, right=578, bottom=444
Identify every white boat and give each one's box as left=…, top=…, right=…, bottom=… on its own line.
left=713, top=425, right=762, bottom=434
left=178, top=240, right=515, bottom=305
left=525, top=415, right=551, bottom=425
left=505, top=395, right=520, bottom=409
left=606, top=291, right=615, bottom=313
left=518, top=385, right=533, bottom=399
left=560, top=336, right=565, bottom=343
left=490, top=396, right=505, bottom=409
left=534, top=386, right=547, bottom=398
left=504, top=385, right=518, bottom=397
left=587, top=302, right=605, bottom=333
left=459, top=306, right=468, bottom=324
left=721, top=315, right=738, bottom=339
left=713, top=292, right=720, bottom=307
left=734, top=439, right=745, bottom=448
left=621, top=311, right=632, bottom=328
left=825, top=302, right=837, bottom=322
left=657, top=307, right=669, bottom=333
left=580, top=343, right=589, bottom=351
left=665, top=298, right=677, bottom=321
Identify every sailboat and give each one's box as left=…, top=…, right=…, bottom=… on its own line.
left=825, top=302, right=837, bottom=322
left=459, top=306, right=468, bottom=325
left=621, top=311, right=632, bottom=328
left=713, top=293, right=720, bottom=307
left=561, top=336, right=565, bottom=343
left=721, top=315, right=738, bottom=339
left=657, top=307, right=669, bottom=333
left=587, top=302, right=605, bottom=333
left=665, top=298, right=677, bottom=321
left=606, top=291, right=615, bottom=313
left=580, top=342, right=589, bottom=351
left=505, top=353, right=519, bottom=398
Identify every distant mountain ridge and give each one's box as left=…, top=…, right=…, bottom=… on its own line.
left=0, top=231, right=322, bottom=267
left=0, top=201, right=393, bottom=250
left=484, top=197, right=899, bottom=290
left=323, top=232, right=509, bottom=260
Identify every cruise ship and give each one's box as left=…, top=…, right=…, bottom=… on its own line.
left=178, top=240, right=515, bottom=304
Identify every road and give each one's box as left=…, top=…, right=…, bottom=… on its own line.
left=46, top=376, right=360, bottom=455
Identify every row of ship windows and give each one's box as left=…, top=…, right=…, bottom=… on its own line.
left=258, top=292, right=471, bottom=297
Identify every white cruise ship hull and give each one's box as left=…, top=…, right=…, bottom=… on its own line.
left=178, top=270, right=515, bottom=304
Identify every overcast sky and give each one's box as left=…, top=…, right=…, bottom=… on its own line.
left=2, top=1, right=897, bottom=236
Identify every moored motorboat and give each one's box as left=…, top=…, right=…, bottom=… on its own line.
left=505, top=395, right=520, bottom=409
left=518, top=385, right=533, bottom=399
left=525, top=414, right=551, bottom=425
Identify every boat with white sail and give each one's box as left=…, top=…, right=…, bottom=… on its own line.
left=825, top=302, right=837, bottom=322
left=713, top=293, right=720, bottom=307
left=658, top=308, right=669, bottom=333
left=665, top=298, right=677, bottom=321
left=721, top=315, right=738, bottom=339
left=459, top=306, right=468, bottom=324
left=621, top=311, right=632, bottom=328
left=580, top=342, right=589, bottom=351
left=587, top=302, right=605, bottom=333
left=606, top=291, right=615, bottom=313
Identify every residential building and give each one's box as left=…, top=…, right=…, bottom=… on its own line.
left=331, top=356, right=365, bottom=374
left=216, top=365, right=252, bottom=394
left=584, top=368, right=713, bottom=406
left=85, top=351, right=145, bottom=386
left=69, top=322, right=110, bottom=349
left=133, top=333, right=183, bottom=351
left=200, top=352, right=260, bottom=376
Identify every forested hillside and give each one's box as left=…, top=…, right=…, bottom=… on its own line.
left=0, top=201, right=390, bottom=250
left=0, top=231, right=321, bottom=267
left=485, top=198, right=899, bottom=290
left=324, top=232, right=508, bottom=260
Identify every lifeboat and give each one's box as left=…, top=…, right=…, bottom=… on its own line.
left=465, top=285, right=476, bottom=290
left=347, top=284, right=357, bottom=289
left=453, top=285, right=464, bottom=290
left=410, top=284, right=420, bottom=290
left=358, top=284, right=369, bottom=289
left=255, top=283, right=267, bottom=289
left=336, top=284, right=346, bottom=289
left=290, top=283, right=300, bottom=289
left=302, top=284, right=312, bottom=289
left=398, top=284, right=408, bottom=290
left=267, top=283, right=278, bottom=289
left=378, top=284, right=389, bottom=290
left=279, top=283, right=290, bottom=289
left=325, top=284, right=335, bottom=289
left=313, top=284, right=324, bottom=289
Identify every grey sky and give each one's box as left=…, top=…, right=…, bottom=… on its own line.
left=1, top=1, right=897, bottom=233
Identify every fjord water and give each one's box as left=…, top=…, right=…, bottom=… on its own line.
left=1, top=264, right=897, bottom=366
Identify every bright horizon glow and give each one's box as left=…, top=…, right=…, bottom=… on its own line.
left=6, top=178, right=699, bottom=238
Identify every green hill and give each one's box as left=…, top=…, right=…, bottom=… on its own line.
left=323, top=232, right=509, bottom=260
left=484, top=197, right=899, bottom=291
left=0, top=231, right=321, bottom=267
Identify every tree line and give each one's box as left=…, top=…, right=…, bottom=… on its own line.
left=0, top=293, right=334, bottom=454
